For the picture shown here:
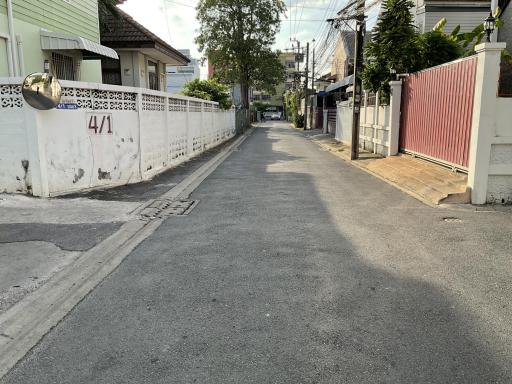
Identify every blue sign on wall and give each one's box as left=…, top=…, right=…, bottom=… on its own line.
left=56, top=103, right=79, bottom=110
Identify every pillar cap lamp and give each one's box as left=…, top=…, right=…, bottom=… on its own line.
left=390, top=68, right=397, bottom=80
left=484, top=12, right=496, bottom=43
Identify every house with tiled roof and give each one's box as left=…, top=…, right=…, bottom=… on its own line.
left=100, top=8, right=189, bottom=91
left=331, top=31, right=355, bottom=82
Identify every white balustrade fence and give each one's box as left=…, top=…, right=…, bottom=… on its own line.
left=358, top=92, right=391, bottom=156
left=0, top=78, right=236, bottom=197
left=336, top=93, right=392, bottom=156
left=335, top=87, right=401, bottom=158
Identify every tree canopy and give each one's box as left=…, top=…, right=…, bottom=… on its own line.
left=195, top=0, right=286, bottom=109
left=182, top=78, right=232, bottom=110
left=361, top=0, right=470, bottom=96
left=362, top=0, right=422, bottom=96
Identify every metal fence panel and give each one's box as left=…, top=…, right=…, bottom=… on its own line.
left=400, top=57, right=477, bottom=169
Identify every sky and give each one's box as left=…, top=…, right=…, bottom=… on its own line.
left=119, top=0, right=375, bottom=78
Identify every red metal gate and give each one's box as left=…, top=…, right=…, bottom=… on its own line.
left=400, top=57, right=477, bottom=169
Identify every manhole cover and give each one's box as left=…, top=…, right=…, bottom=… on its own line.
left=443, top=217, right=463, bottom=223
left=139, top=199, right=199, bottom=220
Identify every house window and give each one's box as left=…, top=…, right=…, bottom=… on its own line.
left=101, top=57, right=122, bottom=85
left=177, top=66, right=195, bottom=74
left=51, top=52, right=80, bottom=81
left=148, top=60, right=159, bottom=90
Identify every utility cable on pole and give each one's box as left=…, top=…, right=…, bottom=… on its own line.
left=350, top=0, right=365, bottom=160
left=311, top=40, right=316, bottom=93
left=310, top=40, right=316, bottom=129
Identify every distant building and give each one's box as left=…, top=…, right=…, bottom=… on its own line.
left=167, top=50, right=200, bottom=94
left=251, top=51, right=296, bottom=111
left=331, top=31, right=355, bottom=82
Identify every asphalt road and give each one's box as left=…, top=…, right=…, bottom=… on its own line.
left=3, top=122, right=512, bottom=383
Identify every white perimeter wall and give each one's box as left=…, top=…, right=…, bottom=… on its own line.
left=335, top=100, right=352, bottom=145
left=0, top=78, right=235, bottom=197
left=487, top=97, right=512, bottom=203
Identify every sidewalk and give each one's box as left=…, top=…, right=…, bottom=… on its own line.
left=0, top=138, right=237, bottom=315
left=305, top=131, right=469, bottom=206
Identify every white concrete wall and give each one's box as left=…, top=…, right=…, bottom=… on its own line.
left=468, top=43, right=512, bottom=204
left=335, top=100, right=353, bottom=145
left=0, top=80, right=30, bottom=193
left=0, top=78, right=236, bottom=197
left=486, top=98, right=512, bottom=203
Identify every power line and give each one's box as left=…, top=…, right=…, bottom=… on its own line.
left=162, top=0, right=173, bottom=43
left=293, top=0, right=306, bottom=38
left=164, top=0, right=195, bottom=8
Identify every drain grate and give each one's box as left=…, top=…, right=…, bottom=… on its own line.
left=139, top=199, right=199, bottom=220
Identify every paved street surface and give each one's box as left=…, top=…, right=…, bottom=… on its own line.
left=0, top=141, right=233, bottom=314
left=3, top=122, right=512, bottom=383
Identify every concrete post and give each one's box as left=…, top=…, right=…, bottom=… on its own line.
left=186, top=100, right=193, bottom=158
left=388, top=80, right=402, bottom=156
left=24, top=108, right=49, bottom=197
left=136, top=89, right=144, bottom=179
left=335, top=101, right=340, bottom=139
left=164, top=95, right=170, bottom=166
left=468, top=42, right=506, bottom=204
left=374, top=91, right=380, bottom=154
left=323, top=109, right=328, bottom=134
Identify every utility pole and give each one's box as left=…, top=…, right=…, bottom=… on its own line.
left=350, top=0, right=365, bottom=160
left=310, top=40, right=316, bottom=129
left=304, top=41, right=309, bottom=130
left=311, top=41, right=316, bottom=92
left=296, top=40, right=301, bottom=75
left=290, top=38, right=301, bottom=90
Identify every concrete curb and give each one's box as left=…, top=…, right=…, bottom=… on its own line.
left=0, top=130, right=252, bottom=380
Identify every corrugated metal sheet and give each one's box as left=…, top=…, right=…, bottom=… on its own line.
left=40, top=30, right=119, bottom=59
left=400, top=56, right=477, bottom=169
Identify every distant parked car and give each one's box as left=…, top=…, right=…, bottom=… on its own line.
left=270, top=112, right=281, bottom=120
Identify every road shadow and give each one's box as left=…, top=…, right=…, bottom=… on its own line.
left=2, top=124, right=511, bottom=384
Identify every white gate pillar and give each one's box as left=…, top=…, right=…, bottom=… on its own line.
left=388, top=80, right=402, bottom=156
left=467, top=42, right=506, bottom=204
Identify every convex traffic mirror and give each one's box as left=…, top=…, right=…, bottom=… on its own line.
left=22, top=73, right=62, bottom=110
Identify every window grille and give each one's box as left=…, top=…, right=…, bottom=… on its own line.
left=51, top=52, right=80, bottom=81
left=148, top=60, right=159, bottom=90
